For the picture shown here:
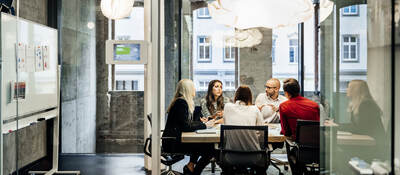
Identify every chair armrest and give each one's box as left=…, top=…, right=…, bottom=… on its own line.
left=161, top=136, right=177, bottom=140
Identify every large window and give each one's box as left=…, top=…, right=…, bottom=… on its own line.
left=342, top=35, right=359, bottom=62
left=289, top=39, right=298, bottom=63
left=198, top=36, right=211, bottom=62
left=113, top=7, right=144, bottom=91
left=224, top=80, right=235, bottom=91
left=271, top=37, right=276, bottom=64
left=198, top=80, right=210, bottom=91
left=342, top=5, right=359, bottom=16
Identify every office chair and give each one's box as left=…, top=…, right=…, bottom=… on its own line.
left=144, top=114, right=184, bottom=175
left=285, top=119, right=320, bottom=175
left=218, top=125, right=270, bottom=175
left=0, top=0, right=15, bottom=15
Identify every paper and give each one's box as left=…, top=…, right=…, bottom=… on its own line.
left=16, top=43, right=26, bottom=72
left=196, top=128, right=217, bottom=134
left=42, top=45, right=49, bottom=71
left=26, top=45, right=35, bottom=72
left=35, top=45, right=43, bottom=71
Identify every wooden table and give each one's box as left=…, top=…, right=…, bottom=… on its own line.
left=337, top=133, right=376, bottom=146
left=181, top=124, right=286, bottom=143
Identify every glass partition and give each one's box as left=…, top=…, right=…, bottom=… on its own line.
left=320, top=0, right=393, bottom=174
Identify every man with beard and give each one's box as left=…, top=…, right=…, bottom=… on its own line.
left=255, top=78, right=287, bottom=123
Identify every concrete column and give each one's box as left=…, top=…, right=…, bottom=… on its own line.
left=239, top=28, right=273, bottom=102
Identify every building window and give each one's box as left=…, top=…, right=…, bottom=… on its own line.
left=224, top=39, right=236, bottom=62
left=199, top=80, right=210, bottom=91
left=197, top=7, right=210, bottom=18
left=198, top=36, right=211, bottom=62
left=342, top=5, right=359, bottom=16
left=116, top=80, right=139, bottom=91
left=272, top=38, right=276, bottom=63
left=224, top=80, right=235, bottom=91
left=342, top=35, right=359, bottom=62
left=289, top=39, right=298, bottom=63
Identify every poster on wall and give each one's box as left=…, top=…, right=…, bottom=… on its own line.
left=42, top=45, right=49, bottom=71
left=26, top=45, right=35, bottom=72
left=11, top=81, right=26, bottom=101
left=16, top=43, right=26, bottom=72
left=35, top=45, right=43, bottom=72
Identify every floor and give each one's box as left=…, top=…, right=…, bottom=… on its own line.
left=59, top=153, right=292, bottom=175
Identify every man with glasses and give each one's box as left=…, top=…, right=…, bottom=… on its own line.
left=255, top=78, right=287, bottom=123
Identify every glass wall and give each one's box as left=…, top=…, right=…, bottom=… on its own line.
left=320, top=0, right=393, bottom=174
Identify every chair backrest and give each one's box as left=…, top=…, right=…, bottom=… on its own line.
left=295, top=119, right=320, bottom=147
left=219, top=125, right=269, bottom=169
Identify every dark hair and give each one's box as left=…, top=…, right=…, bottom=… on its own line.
left=283, top=78, right=300, bottom=97
left=234, top=85, right=253, bottom=105
left=206, top=80, right=225, bottom=115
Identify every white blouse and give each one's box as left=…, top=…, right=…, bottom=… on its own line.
left=223, top=101, right=263, bottom=126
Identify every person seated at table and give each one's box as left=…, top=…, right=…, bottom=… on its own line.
left=200, top=80, right=231, bottom=125
left=223, top=85, right=265, bottom=175
left=255, top=78, right=287, bottom=123
left=279, top=78, right=320, bottom=174
left=341, top=80, right=387, bottom=161
left=162, top=79, right=215, bottom=175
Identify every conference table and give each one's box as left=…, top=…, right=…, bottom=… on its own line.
left=181, top=123, right=286, bottom=144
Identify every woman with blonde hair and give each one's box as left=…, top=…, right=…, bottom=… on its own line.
left=344, top=80, right=386, bottom=161
left=162, top=79, right=215, bottom=175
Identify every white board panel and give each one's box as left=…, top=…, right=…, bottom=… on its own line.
left=1, top=13, right=58, bottom=120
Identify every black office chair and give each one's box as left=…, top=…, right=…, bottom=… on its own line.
left=218, top=125, right=270, bottom=175
left=0, top=0, right=15, bottom=15
left=144, top=114, right=184, bottom=175
left=285, top=119, right=320, bottom=175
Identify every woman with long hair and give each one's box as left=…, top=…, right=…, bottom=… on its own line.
left=200, top=80, right=231, bottom=124
left=344, top=80, right=387, bottom=161
left=162, top=79, right=215, bottom=175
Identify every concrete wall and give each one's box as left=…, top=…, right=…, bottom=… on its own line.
left=60, top=0, right=97, bottom=153
left=239, top=28, right=273, bottom=101
left=4, top=0, right=48, bottom=174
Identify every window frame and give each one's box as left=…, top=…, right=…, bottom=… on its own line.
left=289, top=38, right=299, bottom=64
left=197, top=7, right=211, bottom=19
left=341, top=35, right=360, bottom=62
left=342, top=5, right=359, bottom=16
left=272, top=36, right=277, bottom=64
left=197, top=36, right=212, bottom=62
left=223, top=37, right=236, bottom=62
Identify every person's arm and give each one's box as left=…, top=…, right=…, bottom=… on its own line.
left=255, top=94, right=264, bottom=110
left=176, top=100, right=206, bottom=132
left=255, top=109, right=263, bottom=126
left=200, top=99, right=212, bottom=119
left=279, top=105, right=287, bottom=136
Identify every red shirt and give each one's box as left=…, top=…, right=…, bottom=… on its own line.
left=279, top=96, right=320, bottom=140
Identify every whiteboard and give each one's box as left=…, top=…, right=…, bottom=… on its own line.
left=1, top=13, right=58, bottom=121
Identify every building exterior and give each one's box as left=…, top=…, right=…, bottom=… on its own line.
left=114, top=5, right=367, bottom=93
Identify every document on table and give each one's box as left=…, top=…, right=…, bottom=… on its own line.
left=337, top=131, right=352, bottom=136
left=196, top=127, right=217, bottom=134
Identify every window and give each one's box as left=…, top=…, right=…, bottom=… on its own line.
left=199, top=80, right=210, bottom=91
left=342, top=5, right=359, bottom=16
left=197, top=7, right=210, bottom=18
left=115, top=80, right=139, bottom=91
left=342, top=35, right=359, bottom=62
left=224, top=39, right=236, bottom=62
left=272, top=38, right=276, bottom=63
left=198, top=36, right=211, bottom=62
left=289, top=39, right=298, bottom=63
left=224, top=80, right=235, bottom=91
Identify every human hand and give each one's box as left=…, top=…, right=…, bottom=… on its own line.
left=205, top=120, right=215, bottom=128
left=258, top=104, right=266, bottom=111
left=216, top=111, right=224, bottom=117
left=267, top=104, right=278, bottom=112
left=200, top=117, right=208, bottom=123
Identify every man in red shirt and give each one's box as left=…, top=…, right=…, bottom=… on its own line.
left=279, top=78, right=320, bottom=174
left=279, top=78, right=320, bottom=140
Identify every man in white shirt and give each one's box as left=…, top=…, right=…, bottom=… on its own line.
left=255, top=78, right=287, bottom=123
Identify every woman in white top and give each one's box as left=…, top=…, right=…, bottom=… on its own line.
left=224, top=85, right=263, bottom=126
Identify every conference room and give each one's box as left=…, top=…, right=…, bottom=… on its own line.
left=0, top=0, right=399, bottom=175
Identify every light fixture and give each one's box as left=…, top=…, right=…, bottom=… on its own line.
left=226, top=28, right=263, bottom=48
left=208, top=0, right=333, bottom=29
left=100, top=0, right=134, bottom=20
